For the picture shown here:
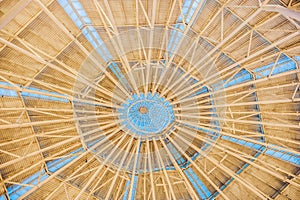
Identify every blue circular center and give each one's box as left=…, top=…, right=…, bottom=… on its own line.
left=118, top=93, right=175, bottom=137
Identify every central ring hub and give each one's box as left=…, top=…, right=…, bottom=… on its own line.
left=118, top=92, right=175, bottom=139
left=139, top=106, right=148, bottom=114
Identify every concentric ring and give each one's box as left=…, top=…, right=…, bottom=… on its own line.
left=118, top=92, right=175, bottom=139
left=73, top=27, right=226, bottom=173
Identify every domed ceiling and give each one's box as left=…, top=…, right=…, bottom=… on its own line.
left=0, top=0, right=299, bottom=199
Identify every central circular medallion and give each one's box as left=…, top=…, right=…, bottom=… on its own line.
left=118, top=92, right=175, bottom=139
left=139, top=106, right=148, bottom=114
left=73, top=27, right=225, bottom=172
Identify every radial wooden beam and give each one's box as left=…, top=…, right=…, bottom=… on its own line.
left=224, top=2, right=299, bottom=65
left=34, top=0, right=132, bottom=99
left=159, top=39, right=200, bottom=97
left=128, top=139, right=141, bottom=200
left=95, top=0, right=140, bottom=96
left=170, top=132, right=282, bottom=199
left=73, top=133, right=129, bottom=200
left=17, top=90, right=48, bottom=171
left=0, top=112, right=121, bottom=130
left=143, top=144, right=148, bottom=200
left=18, top=147, right=92, bottom=199
left=0, top=0, right=32, bottom=30
left=0, top=0, right=299, bottom=199
left=158, top=137, right=199, bottom=200
left=104, top=137, right=134, bottom=200
left=166, top=135, right=230, bottom=200
left=137, top=0, right=151, bottom=27
left=146, top=139, right=156, bottom=200
left=43, top=157, right=97, bottom=200
left=0, top=35, right=122, bottom=107
left=0, top=121, right=124, bottom=170
left=176, top=113, right=300, bottom=129
left=164, top=0, right=269, bottom=95
left=87, top=147, right=134, bottom=198
left=174, top=120, right=299, bottom=155
left=0, top=0, right=57, bottom=53
left=152, top=0, right=207, bottom=94
left=171, top=68, right=300, bottom=105
left=144, top=0, right=158, bottom=93
left=194, top=0, right=271, bottom=66
left=175, top=125, right=300, bottom=186
left=2, top=128, right=122, bottom=196
left=0, top=37, right=126, bottom=105
left=167, top=24, right=299, bottom=102
left=262, top=5, right=300, bottom=22
left=153, top=139, right=176, bottom=199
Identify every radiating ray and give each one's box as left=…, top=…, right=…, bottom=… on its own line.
left=0, top=0, right=299, bottom=199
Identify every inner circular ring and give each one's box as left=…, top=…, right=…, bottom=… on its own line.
left=118, top=93, right=175, bottom=138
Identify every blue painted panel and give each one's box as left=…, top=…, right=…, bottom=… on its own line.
left=265, top=148, right=300, bottom=165
left=223, top=135, right=300, bottom=165
left=7, top=169, right=49, bottom=199
left=122, top=179, right=130, bottom=200
left=221, top=56, right=299, bottom=165
left=224, top=69, right=252, bottom=88
left=21, top=87, right=68, bottom=102
left=168, top=28, right=183, bottom=54
left=122, top=175, right=138, bottom=200
left=122, top=143, right=140, bottom=200
left=253, top=55, right=296, bottom=79
left=130, top=175, right=138, bottom=200
left=184, top=168, right=211, bottom=199
left=178, top=0, right=206, bottom=25
left=58, top=0, right=123, bottom=80
left=0, top=82, right=17, bottom=97
left=168, top=0, right=206, bottom=55
left=166, top=142, right=185, bottom=165
left=295, top=56, right=300, bottom=59
left=0, top=82, right=68, bottom=102
left=46, top=148, right=84, bottom=173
